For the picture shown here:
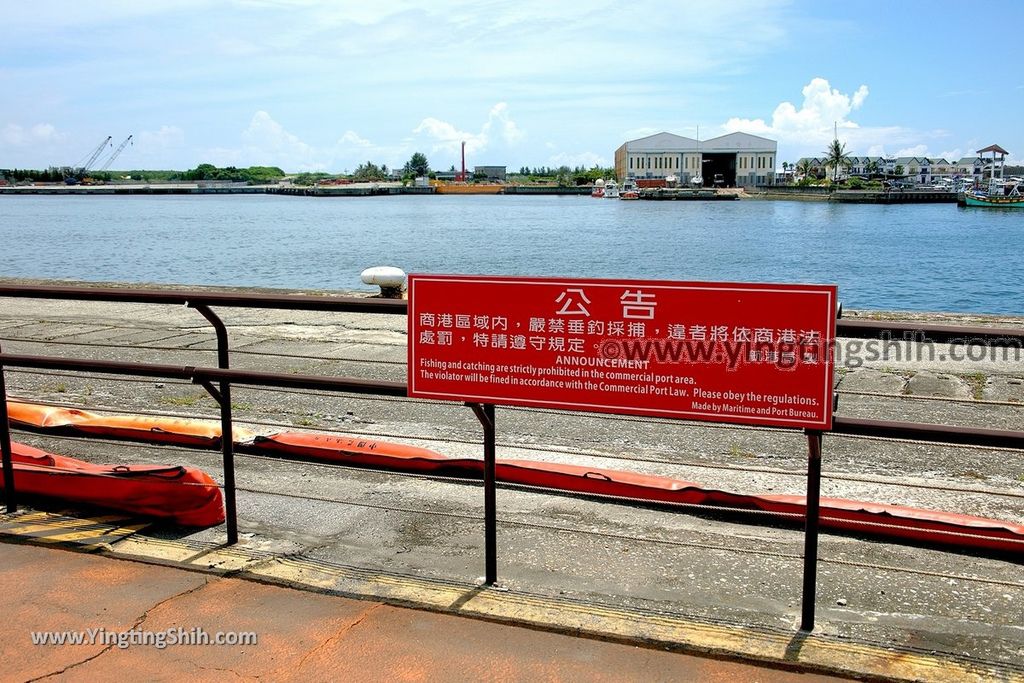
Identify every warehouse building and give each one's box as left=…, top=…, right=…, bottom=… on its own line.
left=614, top=131, right=777, bottom=186
left=473, top=165, right=507, bottom=182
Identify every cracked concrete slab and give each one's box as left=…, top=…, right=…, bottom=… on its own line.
left=904, top=370, right=974, bottom=399
left=1, top=544, right=844, bottom=683
left=0, top=544, right=207, bottom=682
left=836, top=367, right=908, bottom=394
left=984, top=376, right=1024, bottom=403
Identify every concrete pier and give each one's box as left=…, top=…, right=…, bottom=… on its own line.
left=0, top=279, right=1022, bottom=681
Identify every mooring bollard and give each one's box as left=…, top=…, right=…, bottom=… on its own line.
left=360, top=266, right=407, bottom=298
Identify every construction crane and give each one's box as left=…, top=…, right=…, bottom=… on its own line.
left=63, top=136, right=112, bottom=184
left=98, top=135, right=133, bottom=172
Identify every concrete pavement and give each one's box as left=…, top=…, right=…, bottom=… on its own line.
left=1, top=542, right=844, bottom=682
left=1, top=280, right=1022, bottom=681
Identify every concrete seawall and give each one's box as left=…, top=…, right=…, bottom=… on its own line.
left=1, top=183, right=590, bottom=197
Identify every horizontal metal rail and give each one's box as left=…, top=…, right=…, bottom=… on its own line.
left=831, top=417, right=1024, bottom=450
left=1, top=283, right=1021, bottom=346
left=835, top=318, right=1024, bottom=346
left=0, top=284, right=406, bottom=314
left=3, top=353, right=1022, bottom=451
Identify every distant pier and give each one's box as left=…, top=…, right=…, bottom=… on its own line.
left=0, top=183, right=593, bottom=197
left=829, top=189, right=958, bottom=204
left=639, top=188, right=740, bottom=201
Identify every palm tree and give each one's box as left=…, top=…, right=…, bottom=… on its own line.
left=824, top=139, right=852, bottom=183
left=795, top=158, right=814, bottom=180
left=865, top=159, right=880, bottom=179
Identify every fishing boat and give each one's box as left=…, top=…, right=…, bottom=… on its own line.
left=603, top=179, right=620, bottom=199
left=959, top=143, right=1024, bottom=208
left=961, top=180, right=1022, bottom=208
left=619, top=178, right=639, bottom=200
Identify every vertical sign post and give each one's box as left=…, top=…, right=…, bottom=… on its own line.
left=802, top=429, right=824, bottom=631
left=467, top=402, right=497, bottom=585
left=408, top=275, right=836, bottom=613
left=0, top=342, right=16, bottom=513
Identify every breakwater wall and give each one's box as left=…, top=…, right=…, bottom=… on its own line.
left=0, top=184, right=592, bottom=197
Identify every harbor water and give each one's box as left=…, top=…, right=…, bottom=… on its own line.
left=0, top=194, right=1021, bottom=314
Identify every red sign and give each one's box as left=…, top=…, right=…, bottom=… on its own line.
left=408, top=275, right=837, bottom=430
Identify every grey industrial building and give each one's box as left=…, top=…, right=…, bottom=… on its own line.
left=473, top=166, right=507, bottom=182
left=614, top=131, right=777, bottom=186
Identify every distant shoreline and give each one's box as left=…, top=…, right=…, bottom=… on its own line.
left=0, top=184, right=962, bottom=204
left=2, top=276, right=1021, bottom=326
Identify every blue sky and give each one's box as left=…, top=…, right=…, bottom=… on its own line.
left=2, top=1, right=1022, bottom=172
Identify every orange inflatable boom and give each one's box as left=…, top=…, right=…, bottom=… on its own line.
left=1, top=441, right=224, bottom=527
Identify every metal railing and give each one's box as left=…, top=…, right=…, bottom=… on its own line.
left=1, top=283, right=1022, bottom=633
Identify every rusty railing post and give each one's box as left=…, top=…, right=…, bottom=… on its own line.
left=0, top=342, right=16, bottom=512
left=190, top=303, right=238, bottom=545
left=467, top=402, right=497, bottom=585
left=800, top=429, right=824, bottom=631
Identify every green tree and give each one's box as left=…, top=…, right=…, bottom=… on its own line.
left=554, top=165, right=572, bottom=187
left=894, top=164, right=905, bottom=177
left=865, top=159, right=880, bottom=179
left=824, top=139, right=851, bottom=183
left=244, top=166, right=285, bottom=184
left=403, top=152, right=430, bottom=177
left=796, top=159, right=814, bottom=178
left=353, top=161, right=384, bottom=181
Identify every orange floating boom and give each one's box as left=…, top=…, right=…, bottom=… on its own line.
left=5, top=401, right=1023, bottom=553
left=2, top=441, right=224, bottom=527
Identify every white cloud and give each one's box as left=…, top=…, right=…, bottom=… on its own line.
left=548, top=151, right=609, bottom=168
left=1, top=122, right=64, bottom=146
left=413, top=102, right=525, bottom=159
left=338, top=130, right=373, bottom=148
left=720, top=77, right=928, bottom=159
left=332, top=130, right=414, bottom=170
left=203, top=111, right=326, bottom=171
left=483, top=103, right=524, bottom=146
left=724, top=78, right=869, bottom=140
left=413, top=117, right=484, bottom=156
left=622, top=127, right=663, bottom=141
left=242, top=110, right=315, bottom=159
left=895, top=144, right=928, bottom=157
left=851, top=85, right=869, bottom=109
left=138, top=126, right=184, bottom=149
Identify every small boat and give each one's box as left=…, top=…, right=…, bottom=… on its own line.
left=603, top=180, right=620, bottom=199
left=959, top=143, right=1023, bottom=208
left=619, top=178, right=640, bottom=200
left=960, top=180, right=1023, bottom=208
left=591, top=178, right=605, bottom=198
